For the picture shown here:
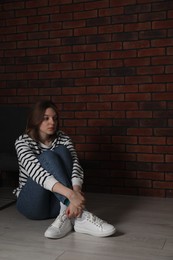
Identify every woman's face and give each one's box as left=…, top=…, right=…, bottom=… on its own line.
left=39, top=107, right=58, bottom=140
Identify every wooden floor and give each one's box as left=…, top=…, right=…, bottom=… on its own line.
left=0, top=192, right=173, bottom=260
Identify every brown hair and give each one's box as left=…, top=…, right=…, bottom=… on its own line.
left=26, top=100, right=59, bottom=141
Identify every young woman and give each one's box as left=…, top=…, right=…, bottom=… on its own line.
left=14, top=100, right=116, bottom=239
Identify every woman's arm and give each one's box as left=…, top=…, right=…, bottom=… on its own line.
left=52, top=182, right=85, bottom=209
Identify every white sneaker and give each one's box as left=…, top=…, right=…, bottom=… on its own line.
left=74, top=211, right=116, bottom=237
left=44, top=212, right=73, bottom=239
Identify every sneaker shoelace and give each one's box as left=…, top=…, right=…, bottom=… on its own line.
left=52, top=213, right=67, bottom=228
left=85, top=212, right=105, bottom=227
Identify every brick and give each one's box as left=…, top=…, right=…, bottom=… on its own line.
left=87, top=102, right=111, bottom=110
left=127, top=128, right=152, bottom=136
left=76, top=111, right=98, bottom=118
left=17, top=24, right=39, bottom=33
left=76, top=144, right=99, bottom=152
left=17, top=72, right=38, bottom=80
left=100, top=77, right=124, bottom=85
left=61, top=53, right=84, bottom=62
left=16, top=9, right=37, bottom=17
left=100, top=111, right=125, bottom=118
left=113, top=102, right=138, bottom=110
left=87, top=16, right=111, bottom=27
left=123, top=40, right=149, bottom=49
left=127, top=111, right=152, bottom=118
left=62, top=87, right=86, bottom=95
left=113, top=32, right=138, bottom=41
left=99, top=24, right=123, bottom=34
left=137, top=154, right=164, bottom=163
left=139, top=84, right=165, bottom=92
left=138, top=48, right=165, bottom=57
left=85, top=0, right=109, bottom=10
left=26, top=0, right=48, bottom=8
left=64, top=119, right=87, bottom=127
left=126, top=145, right=152, bottom=153
left=152, top=38, right=173, bottom=47
left=75, top=10, right=98, bottom=22
left=153, top=181, right=173, bottom=189
left=125, top=22, right=151, bottom=32
left=75, top=95, right=98, bottom=102
left=140, top=29, right=166, bottom=39
left=101, top=144, right=125, bottom=152
left=152, top=1, right=173, bottom=12
left=113, top=85, right=138, bottom=93
left=73, top=45, right=96, bottom=53
left=74, top=27, right=97, bottom=36
left=100, top=94, right=124, bottom=102
left=165, top=173, right=173, bottom=181
left=154, top=145, right=173, bottom=154
left=139, top=11, right=166, bottom=22
left=28, top=64, right=48, bottom=72
left=137, top=171, right=164, bottom=181
left=154, top=128, right=173, bottom=137
left=86, top=34, right=111, bottom=44
left=152, top=20, right=173, bottom=30
left=17, top=88, right=38, bottom=96
left=125, top=57, right=150, bottom=66
left=140, top=101, right=166, bottom=110
left=113, top=14, right=137, bottom=24
left=153, top=163, right=173, bottom=172
left=110, top=0, right=136, bottom=7
left=76, top=127, right=100, bottom=135
left=75, top=78, right=99, bottom=86
left=114, top=119, right=138, bottom=127
left=124, top=3, right=151, bottom=14
left=139, top=137, right=166, bottom=145
left=26, top=48, right=48, bottom=56
left=126, top=161, right=152, bottom=171
left=98, top=42, right=122, bottom=51
left=152, top=93, right=173, bottom=101
left=153, top=74, right=173, bottom=83
left=112, top=136, right=137, bottom=144
left=140, top=118, right=167, bottom=128
left=28, top=15, right=49, bottom=24
left=39, top=71, right=61, bottom=79
left=152, top=56, right=173, bottom=65
left=39, top=88, right=61, bottom=96
left=125, top=179, right=152, bottom=188
left=86, top=51, right=109, bottom=60
left=88, top=119, right=112, bottom=127
left=98, top=59, right=123, bottom=68
left=62, top=70, right=85, bottom=78
left=51, top=12, right=72, bottom=22
left=87, top=85, right=111, bottom=94
left=125, top=75, right=152, bottom=84
left=99, top=7, right=123, bottom=17
left=111, top=50, right=136, bottom=59
left=125, top=93, right=151, bottom=101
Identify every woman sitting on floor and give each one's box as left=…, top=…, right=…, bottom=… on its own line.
left=14, top=100, right=116, bottom=239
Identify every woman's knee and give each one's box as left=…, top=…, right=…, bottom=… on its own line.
left=53, top=145, right=71, bottom=158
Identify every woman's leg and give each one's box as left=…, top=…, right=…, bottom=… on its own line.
left=16, top=178, right=59, bottom=220
left=38, top=145, right=73, bottom=204
left=17, top=145, right=73, bottom=220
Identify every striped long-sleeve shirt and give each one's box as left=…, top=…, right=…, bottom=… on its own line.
left=14, top=131, right=84, bottom=197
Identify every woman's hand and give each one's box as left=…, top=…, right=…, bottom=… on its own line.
left=66, top=203, right=82, bottom=218
left=68, top=190, right=85, bottom=210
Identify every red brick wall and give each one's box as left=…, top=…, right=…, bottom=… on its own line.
left=1, top=0, right=173, bottom=197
